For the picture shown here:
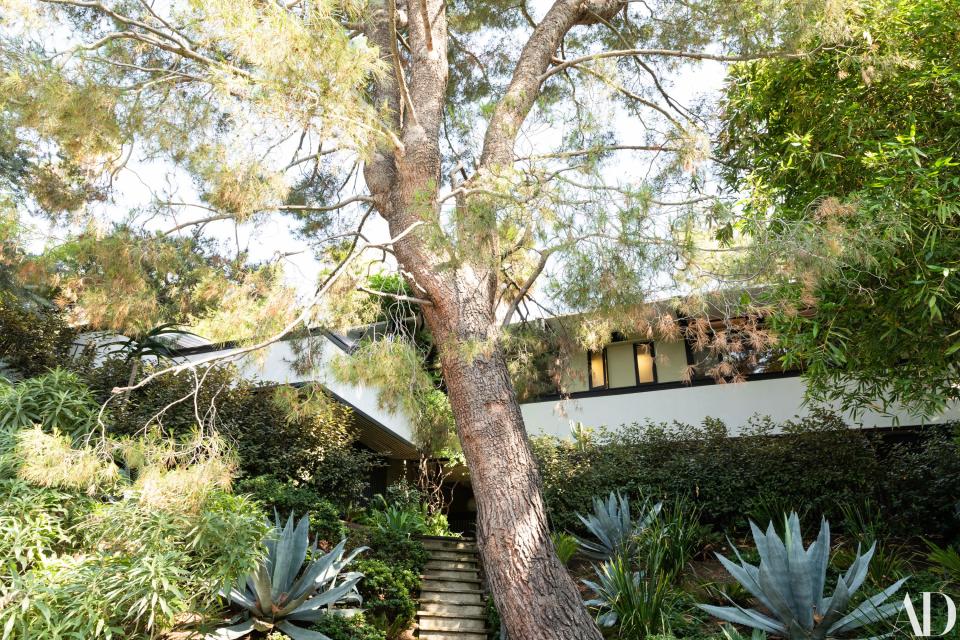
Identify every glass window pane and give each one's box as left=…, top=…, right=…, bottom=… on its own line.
left=635, top=343, right=655, bottom=384
left=589, top=350, right=606, bottom=388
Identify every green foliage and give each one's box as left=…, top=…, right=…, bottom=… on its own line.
left=235, top=475, right=346, bottom=545
left=720, top=0, right=960, bottom=417
left=367, top=502, right=426, bottom=538
left=0, top=368, right=98, bottom=439
left=925, top=541, right=960, bottom=586
left=583, top=554, right=676, bottom=638
left=639, top=495, right=709, bottom=579
left=0, top=479, right=84, bottom=575
left=533, top=412, right=959, bottom=539
left=0, top=487, right=266, bottom=639
left=551, top=531, right=579, bottom=566
left=876, top=428, right=960, bottom=538
left=353, top=559, right=419, bottom=638
left=0, top=370, right=268, bottom=639
left=81, top=360, right=380, bottom=508
left=574, top=491, right=662, bottom=560
left=698, top=513, right=907, bottom=640
left=214, top=515, right=366, bottom=640
left=332, top=339, right=457, bottom=457
left=309, top=613, right=386, bottom=640
left=366, top=529, right=429, bottom=575
left=0, top=292, right=76, bottom=380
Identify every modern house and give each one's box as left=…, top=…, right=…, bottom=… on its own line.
left=155, top=320, right=960, bottom=450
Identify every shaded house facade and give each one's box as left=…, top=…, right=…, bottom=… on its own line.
left=81, top=309, right=958, bottom=531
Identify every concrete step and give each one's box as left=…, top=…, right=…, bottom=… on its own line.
left=421, top=575, right=483, bottom=589
left=428, top=550, right=478, bottom=562
left=418, top=632, right=489, bottom=640
left=423, top=568, right=479, bottom=581
left=421, top=538, right=478, bottom=553
left=419, top=613, right=487, bottom=633
left=425, top=559, right=478, bottom=571
left=419, top=602, right=486, bottom=617
left=420, top=591, right=485, bottom=606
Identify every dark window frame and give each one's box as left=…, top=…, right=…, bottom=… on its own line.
left=633, top=341, right=658, bottom=386
left=587, top=348, right=609, bottom=390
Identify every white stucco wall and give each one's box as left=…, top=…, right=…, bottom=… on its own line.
left=177, top=338, right=416, bottom=445
left=519, top=375, right=960, bottom=439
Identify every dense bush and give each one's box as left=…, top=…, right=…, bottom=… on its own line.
left=2, top=491, right=265, bottom=639
left=0, top=294, right=76, bottom=380
left=309, top=613, right=386, bottom=640
left=235, top=474, right=346, bottom=544
left=878, top=429, right=960, bottom=538
left=533, top=410, right=960, bottom=539
left=366, top=527, right=429, bottom=575
left=0, top=368, right=98, bottom=439
left=79, top=358, right=382, bottom=507
left=354, top=558, right=419, bottom=637
left=0, top=373, right=267, bottom=639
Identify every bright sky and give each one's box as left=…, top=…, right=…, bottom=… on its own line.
left=29, top=5, right=730, bottom=304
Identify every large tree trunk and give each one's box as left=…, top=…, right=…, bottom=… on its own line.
left=361, top=0, right=618, bottom=635
left=423, top=306, right=604, bottom=640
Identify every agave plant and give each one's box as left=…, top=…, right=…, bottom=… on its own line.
left=574, top=491, right=662, bottom=559
left=211, top=514, right=367, bottom=640
left=698, top=512, right=907, bottom=640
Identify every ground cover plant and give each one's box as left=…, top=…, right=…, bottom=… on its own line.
left=0, top=425, right=267, bottom=638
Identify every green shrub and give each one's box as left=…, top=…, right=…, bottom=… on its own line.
left=0, top=368, right=98, bottom=439
left=551, top=531, right=579, bottom=566
left=310, top=613, right=386, bottom=640
left=0, top=489, right=266, bottom=639
left=382, top=477, right=423, bottom=511
left=878, top=428, right=960, bottom=538
left=0, top=294, right=76, bottom=380
left=235, top=474, right=346, bottom=544
left=639, top=494, right=710, bottom=579
left=80, top=360, right=382, bottom=507
left=583, top=554, right=676, bottom=637
left=354, top=558, right=419, bottom=637
left=0, top=479, right=88, bottom=574
left=0, top=390, right=268, bottom=639
left=533, top=411, right=958, bottom=539
left=367, top=528, right=428, bottom=574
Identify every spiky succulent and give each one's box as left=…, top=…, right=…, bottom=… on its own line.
left=574, top=491, right=662, bottom=559
left=698, top=512, right=907, bottom=640
left=210, top=514, right=367, bottom=640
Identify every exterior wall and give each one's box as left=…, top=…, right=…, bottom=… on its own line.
left=519, top=375, right=960, bottom=438
left=177, top=337, right=417, bottom=447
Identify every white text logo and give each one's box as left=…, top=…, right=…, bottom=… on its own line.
left=903, top=592, right=957, bottom=637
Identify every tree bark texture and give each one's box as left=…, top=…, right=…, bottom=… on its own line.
left=362, top=1, right=628, bottom=637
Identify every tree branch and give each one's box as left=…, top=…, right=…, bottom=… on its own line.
left=108, top=221, right=425, bottom=396
left=542, top=47, right=808, bottom=81
left=357, top=285, right=433, bottom=306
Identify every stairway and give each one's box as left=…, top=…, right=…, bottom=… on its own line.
left=417, top=536, right=489, bottom=640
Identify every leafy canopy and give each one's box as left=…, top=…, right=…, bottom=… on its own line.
left=720, top=0, right=960, bottom=417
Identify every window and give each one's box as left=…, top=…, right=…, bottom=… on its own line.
left=588, top=349, right=607, bottom=389
left=683, top=318, right=792, bottom=381
left=634, top=342, right=657, bottom=384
